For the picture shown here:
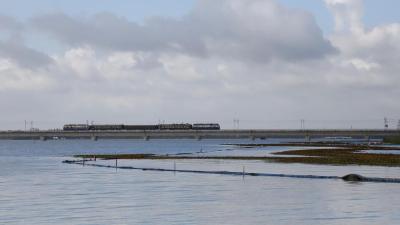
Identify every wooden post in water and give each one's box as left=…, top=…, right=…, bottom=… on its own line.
left=115, top=153, right=118, bottom=170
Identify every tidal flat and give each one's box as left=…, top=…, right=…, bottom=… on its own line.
left=75, top=142, right=400, bottom=167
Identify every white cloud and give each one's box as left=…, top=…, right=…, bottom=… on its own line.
left=0, top=0, right=399, bottom=129
left=325, top=0, right=400, bottom=96
left=348, top=58, right=379, bottom=71
left=325, top=0, right=364, bottom=34
left=0, top=59, right=55, bottom=91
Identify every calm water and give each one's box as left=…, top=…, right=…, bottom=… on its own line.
left=1, top=139, right=400, bottom=224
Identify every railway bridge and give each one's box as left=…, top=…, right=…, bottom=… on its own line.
left=0, top=129, right=399, bottom=141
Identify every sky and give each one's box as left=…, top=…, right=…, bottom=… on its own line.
left=0, top=0, right=399, bottom=130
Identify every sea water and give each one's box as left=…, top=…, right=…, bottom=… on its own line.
left=1, top=139, right=400, bottom=224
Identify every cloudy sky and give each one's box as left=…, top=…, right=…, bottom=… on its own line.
left=0, top=0, right=399, bottom=130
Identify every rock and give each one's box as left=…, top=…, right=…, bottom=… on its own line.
left=342, top=174, right=364, bottom=182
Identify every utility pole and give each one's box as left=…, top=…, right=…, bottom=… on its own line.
left=233, top=119, right=240, bottom=129
left=384, top=117, right=389, bottom=130
left=300, top=119, right=305, bottom=130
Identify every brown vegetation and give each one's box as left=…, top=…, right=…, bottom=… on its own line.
left=75, top=143, right=400, bottom=167
left=269, top=148, right=400, bottom=166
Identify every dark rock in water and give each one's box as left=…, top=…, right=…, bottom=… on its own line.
left=342, top=174, right=364, bottom=182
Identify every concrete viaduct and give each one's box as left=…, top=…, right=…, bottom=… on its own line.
left=0, top=129, right=399, bottom=141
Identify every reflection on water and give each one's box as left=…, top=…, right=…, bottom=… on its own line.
left=1, top=139, right=400, bottom=224
left=361, top=150, right=400, bottom=155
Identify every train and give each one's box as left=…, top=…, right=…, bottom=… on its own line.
left=63, top=123, right=220, bottom=131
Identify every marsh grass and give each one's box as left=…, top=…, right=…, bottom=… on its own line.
left=269, top=148, right=400, bottom=166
